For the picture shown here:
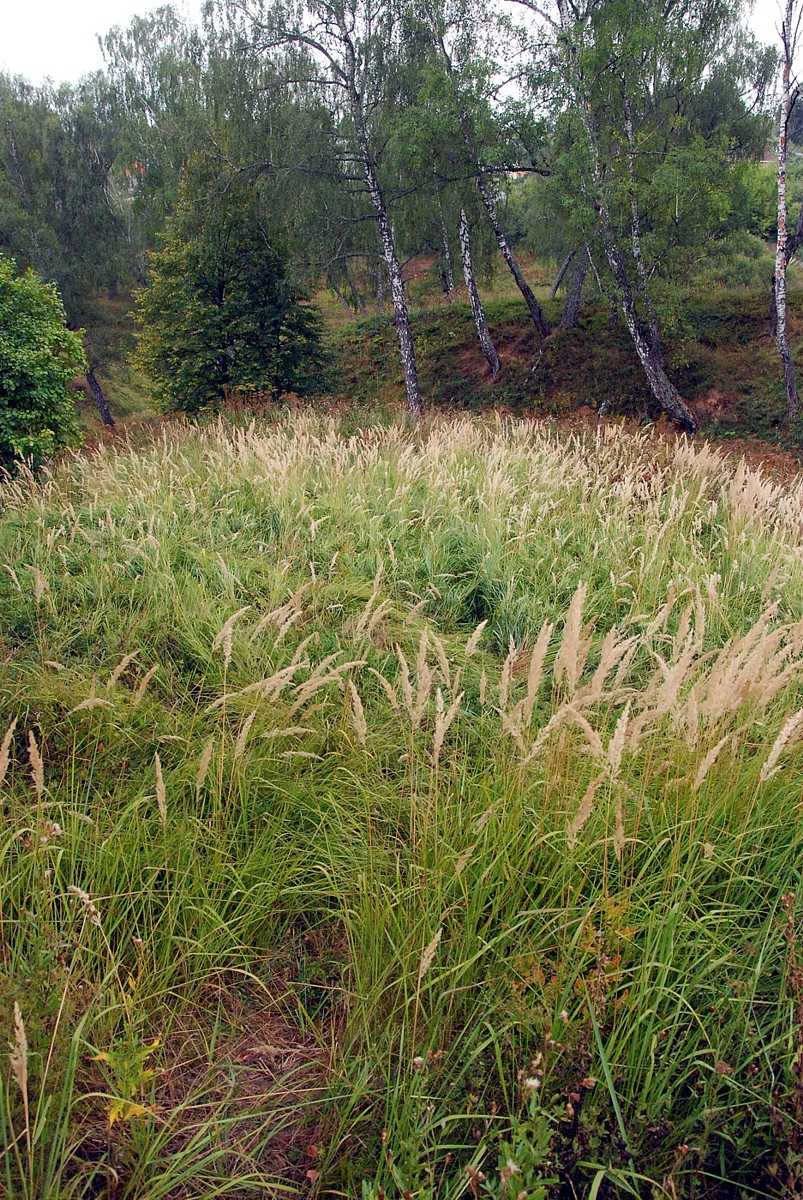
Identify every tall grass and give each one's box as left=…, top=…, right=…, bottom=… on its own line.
left=0, top=413, right=802, bottom=1197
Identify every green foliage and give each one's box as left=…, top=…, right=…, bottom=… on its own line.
left=133, top=153, right=328, bottom=412
left=0, top=256, right=84, bottom=470
left=0, top=72, right=124, bottom=310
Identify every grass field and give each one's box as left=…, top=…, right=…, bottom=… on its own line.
left=1, top=412, right=803, bottom=1198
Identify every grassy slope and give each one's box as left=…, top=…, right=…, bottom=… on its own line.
left=1, top=414, right=803, bottom=1197
left=329, top=282, right=803, bottom=444
left=73, top=258, right=803, bottom=454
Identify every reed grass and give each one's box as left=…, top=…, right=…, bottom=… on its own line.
left=0, top=413, right=802, bottom=1197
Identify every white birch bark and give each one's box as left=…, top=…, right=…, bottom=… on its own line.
left=460, top=208, right=501, bottom=378
left=775, top=0, right=800, bottom=420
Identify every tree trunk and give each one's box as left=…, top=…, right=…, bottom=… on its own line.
left=441, top=220, right=453, bottom=295
left=346, top=270, right=365, bottom=312
left=430, top=34, right=549, bottom=339
left=330, top=279, right=351, bottom=312
left=551, top=249, right=576, bottom=299
left=366, top=162, right=423, bottom=415
left=376, top=258, right=386, bottom=313
left=550, top=0, right=695, bottom=431
left=775, top=0, right=800, bottom=420
left=474, top=171, right=549, bottom=338
left=460, top=209, right=500, bottom=378
left=561, top=250, right=589, bottom=329
left=623, top=90, right=664, bottom=366
left=86, top=365, right=115, bottom=428
left=332, top=7, right=423, bottom=416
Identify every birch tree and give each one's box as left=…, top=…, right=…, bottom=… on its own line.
left=416, top=0, right=551, bottom=336
left=215, top=0, right=424, bottom=416
left=774, top=0, right=802, bottom=420
left=508, top=0, right=765, bottom=432
left=459, top=208, right=501, bottom=376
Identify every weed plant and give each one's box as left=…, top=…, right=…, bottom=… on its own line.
left=0, top=413, right=802, bottom=1197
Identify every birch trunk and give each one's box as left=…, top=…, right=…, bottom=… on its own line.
left=86, top=365, right=115, bottom=428
left=623, top=91, right=664, bottom=365
left=561, top=251, right=589, bottom=330
left=775, top=0, right=800, bottom=420
left=552, top=0, right=696, bottom=432
left=460, top=209, right=500, bottom=378
left=441, top=219, right=456, bottom=293
left=551, top=249, right=576, bottom=299
left=366, top=161, right=423, bottom=415
left=335, top=9, right=423, bottom=417
left=431, top=34, right=548, bottom=338
left=474, top=170, right=549, bottom=337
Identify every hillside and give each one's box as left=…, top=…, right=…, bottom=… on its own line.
left=331, top=285, right=803, bottom=442
left=1, top=413, right=803, bottom=1197
left=77, top=275, right=803, bottom=457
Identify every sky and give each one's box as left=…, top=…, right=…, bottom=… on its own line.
left=0, top=0, right=785, bottom=87
left=0, top=0, right=202, bottom=86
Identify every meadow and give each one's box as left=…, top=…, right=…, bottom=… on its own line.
left=1, top=412, right=803, bottom=1198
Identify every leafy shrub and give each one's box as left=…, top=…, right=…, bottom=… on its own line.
left=691, top=231, right=775, bottom=290
left=0, top=255, right=84, bottom=470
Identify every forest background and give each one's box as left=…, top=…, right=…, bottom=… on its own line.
left=0, top=0, right=799, bottom=450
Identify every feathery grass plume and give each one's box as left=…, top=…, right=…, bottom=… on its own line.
left=565, top=707, right=604, bottom=760
left=464, top=619, right=488, bottom=658
left=432, top=687, right=464, bottom=763
left=417, top=927, right=443, bottom=985
left=234, top=712, right=257, bottom=760
left=580, top=628, right=636, bottom=705
left=454, top=843, right=476, bottom=877
left=32, top=566, right=47, bottom=604
left=368, top=667, right=400, bottom=714
left=8, top=1002, right=29, bottom=1150
left=195, top=735, right=215, bottom=799
left=607, top=701, right=632, bottom=779
left=554, top=582, right=590, bottom=694
left=154, top=753, right=167, bottom=826
left=567, top=773, right=605, bottom=849
left=415, top=631, right=429, bottom=686
left=69, top=687, right=113, bottom=715
left=133, top=665, right=159, bottom=709
left=67, top=885, right=101, bottom=927
left=0, top=718, right=18, bottom=788
left=106, top=652, right=138, bottom=692
left=498, top=638, right=518, bottom=711
left=250, top=590, right=307, bottom=642
left=759, top=708, right=803, bottom=783
left=347, top=680, right=368, bottom=747
left=430, top=634, right=452, bottom=689
left=28, top=730, right=44, bottom=799
left=353, top=586, right=384, bottom=643
left=4, top=564, right=21, bottom=591
left=261, top=725, right=312, bottom=739
left=212, top=606, right=251, bottom=668
left=508, top=623, right=553, bottom=733
left=288, top=659, right=366, bottom=716
left=395, top=646, right=414, bottom=717
left=410, top=658, right=434, bottom=731
left=693, top=725, right=748, bottom=790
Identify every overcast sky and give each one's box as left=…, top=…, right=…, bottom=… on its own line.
left=0, top=0, right=784, bottom=88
